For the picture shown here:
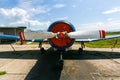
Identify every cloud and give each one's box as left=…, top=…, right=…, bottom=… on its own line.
left=0, top=0, right=53, bottom=30
left=78, top=21, right=120, bottom=31
left=17, top=0, right=65, bottom=16
left=53, top=4, right=65, bottom=8
left=0, top=7, right=29, bottom=22
left=107, top=18, right=113, bottom=21
left=18, top=0, right=51, bottom=15
left=0, top=7, right=51, bottom=30
left=18, top=0, right=44, bottom=8
left=17, top=1, right=65, bottom=15
left=10, top=20, right=51, bottom=30
left=30, top=6, right=51, bottom=15
left=103, top=7, right=120, bottom=14
left=28, top=20, right=51, bottom=30
left=0, top=24, right=5, bottom=26
left=0, top=0, right=65, bottom=30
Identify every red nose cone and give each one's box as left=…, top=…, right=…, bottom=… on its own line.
left=58, top=32, right=65, bottom=39
left=99, top=30, right=106, bottom=38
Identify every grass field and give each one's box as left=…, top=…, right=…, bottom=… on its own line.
left=85, top=38, right=120, bottom=48
left=0, top=71, right=6, bottom=76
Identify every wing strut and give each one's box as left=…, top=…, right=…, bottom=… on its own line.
left=10, top=44, right=16, bottom=52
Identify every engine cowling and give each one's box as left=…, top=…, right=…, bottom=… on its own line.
left=47, top=21, right=75, bottom=50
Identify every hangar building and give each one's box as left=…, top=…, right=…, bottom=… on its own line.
left=0, top=26, right=26, bottom=43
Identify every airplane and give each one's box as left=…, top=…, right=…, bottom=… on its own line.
left=0, top=20, right=120, bottom=68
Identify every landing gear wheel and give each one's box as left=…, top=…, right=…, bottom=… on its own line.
left=78, top=48, right=83, bottom=54
left=40, top=47, right=45, bottom=54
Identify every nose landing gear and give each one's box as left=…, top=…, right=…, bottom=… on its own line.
left=56, top=52, right=64, bottom=71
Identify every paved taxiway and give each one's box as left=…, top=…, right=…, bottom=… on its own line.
left=0, top=44, right=120, bottom=80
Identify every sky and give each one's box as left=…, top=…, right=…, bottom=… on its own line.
left=0, top=0, right=120, bottom=31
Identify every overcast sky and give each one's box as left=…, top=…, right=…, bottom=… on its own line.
left=0, top=0, right=120, bottom=31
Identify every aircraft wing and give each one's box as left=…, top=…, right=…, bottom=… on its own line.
left=0, top=34, right=19, bottom=40
left=75, top=34, right=120, bottom=42
left=0, top=33, right=48, bottom=43
left=105, top=35, right=120, bottom=39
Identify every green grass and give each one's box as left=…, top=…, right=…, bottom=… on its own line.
left=85, top=38, right=120, bottom=48
left=0, top=71, right=6, bottom=76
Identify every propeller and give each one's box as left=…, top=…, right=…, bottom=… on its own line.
left=20, top=30, right=105, bottom=41
left=21, top=32, right=56, bottom=40
left=67, top=30, right=106, bottom=39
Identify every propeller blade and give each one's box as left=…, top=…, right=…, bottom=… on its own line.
left=23, top=32, right=56, bottom=40
left=67, top=30, right=105, bottom=39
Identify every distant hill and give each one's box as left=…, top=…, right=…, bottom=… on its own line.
left=24, top=29, right=47, bottom=32
left=36, top=30, right=47, bottom=32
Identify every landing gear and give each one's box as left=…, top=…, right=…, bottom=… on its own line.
left=78, top=42, right=85, bottom=54
left=39, top=42, right=45, bottom=54
left=40, top=47, right=45, bottom=54
left=56, top=52, right=64, bottom=71
left=78, top=48, right=83, bottom=52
